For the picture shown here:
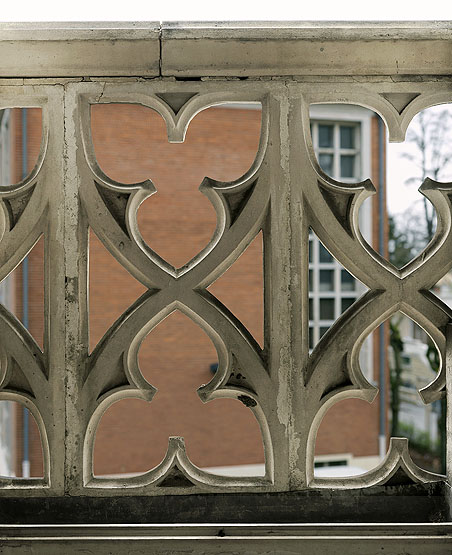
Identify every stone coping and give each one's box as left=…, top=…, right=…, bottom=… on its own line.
left=0, top=523, right=451, bottom=554
left=0, top=21, right=450, bottom=77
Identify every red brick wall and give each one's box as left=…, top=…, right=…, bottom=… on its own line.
left=90, top=105, right=265, bottom=473
left=10, top=108, right=44, bottom=477
left=13, top=104, right=386, bottom=476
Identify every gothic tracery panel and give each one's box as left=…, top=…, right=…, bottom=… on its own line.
left=0, top=73, right=449, bottom=498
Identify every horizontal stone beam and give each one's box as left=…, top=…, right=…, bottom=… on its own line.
left=161, top=21, right=452, bottom=77
left=0, top=22, right=161, bottom=77
left=0, top=22, right=450, bottom=78
left=1, top=523, right=451, bottom=554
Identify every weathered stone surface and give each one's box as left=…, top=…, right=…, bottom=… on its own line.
left=0, top=22, right=450, bottom=552
left=161, top=21, right=452, bottom=77
left=1, top=522, right=452, bottom=554
left=0, top=22, right=160, bottom=77
left=0, top=484, right=450, bottom=524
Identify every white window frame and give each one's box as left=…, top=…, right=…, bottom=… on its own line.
left=308, top=105, right=373, bottom=381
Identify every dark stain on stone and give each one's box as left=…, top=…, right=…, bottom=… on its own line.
left=65, top=276, right=78, bottom=303
left=238, top=395, right=257, bottom=407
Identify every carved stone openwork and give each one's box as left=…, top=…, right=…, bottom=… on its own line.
left=77, top=88, right=274, bottom=491
left=0, top=26, right=450, bottom=500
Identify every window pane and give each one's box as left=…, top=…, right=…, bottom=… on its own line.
left=309, top=240, right=313, bottom=262
left=318, top=125, right=334, bottom=147
left=319, top=243, right=333, bottom=263
left=319, top=270, right=334, bottom=292
left=309, top=298, right=313, bottom=319
left=341, top=270, right=356, bottom=291
left=309, top=327, right=314, bottom=350
left=340, top=155, right=355, bottom=178
left=320, top=298, right=335, bottom=320
left=341, top=297, right=355, bottom=312
left=340, top=126, right=355, bottom=149
left=319, top=326, right=329, bottom=339
left=319, top=153, right=333, bottom=175
left=309, top=270, right=313, bottom=291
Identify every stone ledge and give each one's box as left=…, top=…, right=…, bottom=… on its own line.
left=0, top=22, right=450, bottom=78
left=0, top=522, right=451, bottom=554
left=0, top=22, right=160, bottom=77
left=0, top=483, right=449, bottom=524
left=161, top=21, right=452, bottom=77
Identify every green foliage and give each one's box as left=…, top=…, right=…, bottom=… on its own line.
left=397, top=422, right=440, bottom=456
left=388, top=108, right=451, bottom=474
left=426, top=343, right=439, bottom=373
left=388, top=213, right=426, bottom=268
left=389, top=318, right=404, bottom=437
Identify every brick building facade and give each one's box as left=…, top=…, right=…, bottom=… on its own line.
left=0, top=102, right=388, bottom=478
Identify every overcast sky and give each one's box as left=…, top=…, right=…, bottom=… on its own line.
left=0, top=1, right=450, bottom=22
left=387, top=105, right=452, bottom=216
